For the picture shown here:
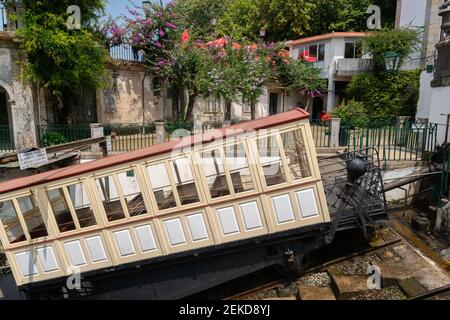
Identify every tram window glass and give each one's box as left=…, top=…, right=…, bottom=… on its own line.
left=199, top=149, right=230, bottom=199
left=0, top=200, right=26, bottom=244
left=170, top=158, right=200, bottom=205
left=256, top=134, right=287, bottom=187
left=224, top=143, right=254, bottom=193
left=96, top=176, right=125, bottom=222
left=117, top=170, right=147, bottom=217
left=67, top=183, right=97, bottom=228
left=47, top=188, right=76, bottom=232
left=281, top=129, right=311, bottom=180
left=17, top=195, right=48, bottom=239
left=147, top=163, right=177, bottom=210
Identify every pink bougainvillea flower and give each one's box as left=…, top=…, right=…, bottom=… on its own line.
left=165, top=21, right=177, bottom=29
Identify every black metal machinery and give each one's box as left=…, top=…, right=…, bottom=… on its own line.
left=319, top=148, right=388, bottom=244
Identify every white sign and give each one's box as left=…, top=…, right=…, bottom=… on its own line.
left=91, top=127, right=104, bottom=139
left=18, top=149, right=49, bottom=170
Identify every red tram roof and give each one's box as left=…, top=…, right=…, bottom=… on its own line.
left=0, top=109, right=309, bottom=195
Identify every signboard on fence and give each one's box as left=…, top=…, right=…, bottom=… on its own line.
left=18, top=149, right=49, bottom=170
left=91, top=126, right=104, bottom=139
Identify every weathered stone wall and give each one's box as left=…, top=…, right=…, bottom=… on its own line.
left=0, top=34, right=37, bottom=150
left=96, top=62, right=164, bottom=124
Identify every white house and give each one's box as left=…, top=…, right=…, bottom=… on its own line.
left=285, top=32, right=371, bottom=117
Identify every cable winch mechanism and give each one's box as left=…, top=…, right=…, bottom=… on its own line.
left=325, top=153, right=377, bottom=244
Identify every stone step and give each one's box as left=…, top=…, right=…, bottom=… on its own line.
left=398, top=278, right=427, bottom=298
left=330, top=274, right=370, bottom=299
left=297, top=286, right=336, bottom=300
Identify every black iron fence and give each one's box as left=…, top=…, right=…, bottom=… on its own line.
left=108, top=44, right=145, bottom=63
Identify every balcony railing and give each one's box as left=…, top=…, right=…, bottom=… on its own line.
left=335, top=58, right=373, bottom=77
left=108, top=44, right=145, bottom=63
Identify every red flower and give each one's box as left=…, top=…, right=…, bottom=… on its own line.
left=232, top=43, right=241, bottom=50
left=181, top=30, right=190, bottom=43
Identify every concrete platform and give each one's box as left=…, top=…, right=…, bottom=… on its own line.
left=297, top=286, right=336, bottom=300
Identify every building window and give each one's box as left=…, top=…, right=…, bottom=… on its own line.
left=309, top=45, right=318, bottom=59
left=298, top=44, right=325, bottom=62
left=318, top=44, right=325, bottom=61
left=242, top=96, right=251, bottom=113
left=344, top=42, right=362, bottom=59
left=205, top=96, right=220, bottom=113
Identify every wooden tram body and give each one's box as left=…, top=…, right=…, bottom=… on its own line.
left=0, top=109, right=332, bottom=299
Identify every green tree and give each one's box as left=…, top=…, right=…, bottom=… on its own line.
left=172, top=0, right=231, bottom=40
left=214, top=0, right=397, bottom=42
left=346, top=70, right=421, bottom=118
left=17, top=0, right=108, bottom=104
left=362, top=28, right=422, bottom=73
left=216, top=0, right=261, bottom=41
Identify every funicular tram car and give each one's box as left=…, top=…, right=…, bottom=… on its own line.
left=0, top=109, right=383, bottom=299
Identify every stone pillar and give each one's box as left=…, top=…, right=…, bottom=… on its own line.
left=330, top=118, right=341, bottom=148
left=90, top=123, right=104, bottom=153
left=193, top=120, right=203, bottom=135
left=396, top=116, right=410, bottom=146
left=155, top=121, right=166, bottom=144
left=11, top=83, right=38, bottom=150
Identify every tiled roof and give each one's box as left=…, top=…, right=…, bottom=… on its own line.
left=286, top=32, right=368, bottom=46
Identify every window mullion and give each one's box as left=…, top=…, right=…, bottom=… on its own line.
left=275, top=133, right=292, bottom=182
left=112, top=173, right=131, bottom=219
left=62, top=186, right=81, bottom=230
left=164, top=160, right=182, bottom=207
left=220, top=146, right=236, bottom=196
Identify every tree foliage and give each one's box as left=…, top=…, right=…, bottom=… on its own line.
left=107, top=2, right=326, bottom=122
left=362, top=28, right=422, bottom=73
left=346, top=70, right=421, bottom=118
left=213, top=0, right=396, bottom=42
left=17, top=0, right=108, bottom=99
left=171, top=0, right=231, bottom=40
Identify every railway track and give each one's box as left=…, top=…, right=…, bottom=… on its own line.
left=189, top=224, right=449, bottom=301
left=408, top=285, right=450, bottom=300
left=224, top=231, right=402, bottom=300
